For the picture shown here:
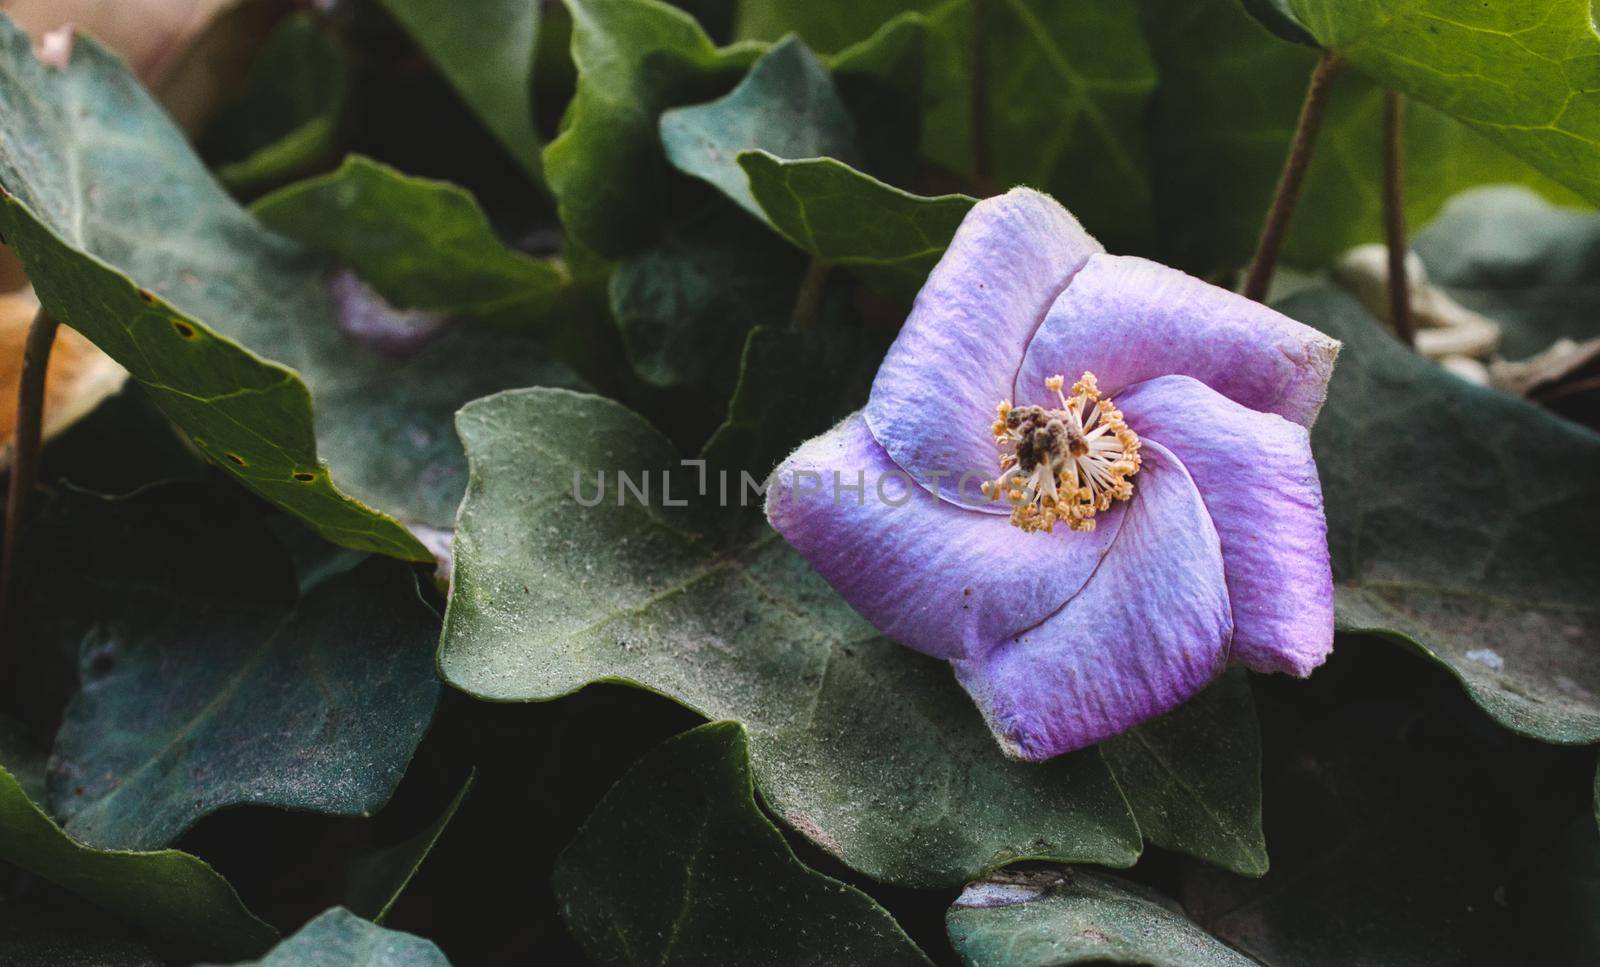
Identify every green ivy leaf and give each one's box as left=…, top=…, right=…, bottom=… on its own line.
left=439, top=388, right=1141, bottom=887
left=1281, top=286, right=1600, bottom=743
left=0, top=20, right=579, bottom=555
left=45, top=489, right=440, bottom=851
left=1142, top=0, right=1581, bottom=275
left=927, top=0, right=1157, bottom=251
left=661, top=36, right=860, bottom=219
left=737, top=151, right=974, bottom=297
left=735, top=0, right=1157, bottom=248
left=1101, top=668, right=1268, bottom=877
left=377, top=0, right=544, bottom=182
left=0, top=766, right=277, bottom=961
left=1412, top=186, right=1600, bottom=359
left=553, top=722, right=932, bottom=966
left=544, top=0, right=761, bottom=256
left=252, top=155, right=564, bottom=321
left=204, top=12, right=347, bottom=195
left=702, top=324, right=887, bottom=490
left=947, top=869, right=1259, bottom=967
left=1285, top=0, right=1600, bottom=206
left=610, top=207, right=805, bottom=394
left=201, top=908, right=447, bottom=967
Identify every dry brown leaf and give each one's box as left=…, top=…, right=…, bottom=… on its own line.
left=1491, top=337, right=1600, bottom=432
left=0, top=0, right=284, bottom=131
left=3, top=0, right=232, bottom=82
left=0, top=247, right=24, bottom=294
left=0, top=289, right=127, bottom=468
left=1331, top=244, right=1502, bottom=360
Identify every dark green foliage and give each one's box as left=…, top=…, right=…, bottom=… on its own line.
left=0, top=0, right=1597, bottom=963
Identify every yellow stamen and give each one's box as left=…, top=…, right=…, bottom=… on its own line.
left=981, top=372, right=1141, bottom=533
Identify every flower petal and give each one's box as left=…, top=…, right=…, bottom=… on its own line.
left=865, top=188, right=1102, bottom=506
left=951, top=442, right=1231, bottom=760
left=766, top=411, right=1123, bottom=661
left=1117, top=375, right=1334, bottom=677
left=1015, top=254, right=1339, bottom=428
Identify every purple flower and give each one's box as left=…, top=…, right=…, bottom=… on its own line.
left=766, top=189, right=1339, bottom=761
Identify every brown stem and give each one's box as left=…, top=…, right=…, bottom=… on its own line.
left=1383, top=89, right=1415, bottom=348
left=1, top=307, right=58, bottom=624
left=789, top=258, right=832, bottom=331
left=970, top=0, right=992, bottom=187
left=1242, top=52, right=1344, bottom=303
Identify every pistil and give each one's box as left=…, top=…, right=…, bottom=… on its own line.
left=980, top=372, right=1141, bottom=533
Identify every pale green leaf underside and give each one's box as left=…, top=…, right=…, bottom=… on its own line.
left=201, top=908, right=447, bottom=967
left=947, top=870, right=1259, bottom=967
left=1288, top=0, right=1600, bottom=207
left=661, top=36, right=859, bottom=219
left=1146, top=0, right=1582, bottom=275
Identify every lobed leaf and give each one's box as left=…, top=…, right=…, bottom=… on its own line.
left=252, top=155, right=564, bottom=321
left=1283, top=286, right=1600, bottom=743
left=0, top=17, right=579, bottom=554
left=736, top=0, right=1157, bottom=251
left=22, top=484, right=437, bottom=853
left=438, top=388, right=1142, bottom=887
left=661, top=36, right=860, bottom=219
left=737, top=151, right=974, bottom=298
left=50, top=556, right=440, bottom=851
left=544, top=0, right=761, bottom=256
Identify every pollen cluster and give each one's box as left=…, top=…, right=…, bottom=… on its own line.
left=980, top=372, right=1141, bottom=533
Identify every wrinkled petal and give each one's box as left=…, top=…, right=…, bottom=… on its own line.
left=866, top=188, right=1102, bottom=507
left=1117, top=375, right=1333, bottom=676
left=952, top=442, right=1231, bottom=760
left=1015, top=254, right=1339, bottom=428
left=766, top=411, right=1122, bottom=660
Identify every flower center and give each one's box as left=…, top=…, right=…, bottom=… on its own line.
left=980, top=372, right=1141, bottom=533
